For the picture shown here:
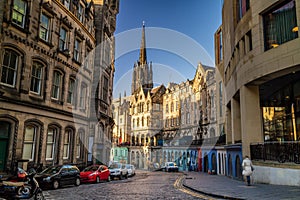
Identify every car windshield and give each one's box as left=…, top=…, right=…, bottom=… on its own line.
left=83, top=165, right=99, bottom=172
left=109, top=163, right=121, bottom=169
left=169, top=163, right=174, bottom=166
left=41, top=166, right=62, bottom=174
left=126, top=165, right=131, bottom=169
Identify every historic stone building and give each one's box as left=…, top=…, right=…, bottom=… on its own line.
left=0, top=0, right=119, bottom=172
left=216, top=0, right=300, bottom=185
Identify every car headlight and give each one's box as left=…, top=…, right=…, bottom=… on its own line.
left=43, top=177, right=51, bottom=182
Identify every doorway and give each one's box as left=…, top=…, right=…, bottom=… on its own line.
left=0, top=121, right=11, bottom=171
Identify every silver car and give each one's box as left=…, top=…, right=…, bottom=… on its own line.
left=108, top=163, right=128, bottom=180
left=125, top=164, right=136, bottom=177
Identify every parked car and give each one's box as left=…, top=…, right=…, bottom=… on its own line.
left=108, top=163, right=128, bottom=180
left=125, top=164, right=136, bottom=177
left=35, top=165, right=81, bottom=189
left=163, top=162, right=179, bottom=172
left=80, top=165, right=110, bottom=183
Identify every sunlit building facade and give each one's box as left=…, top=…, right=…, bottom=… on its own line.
left=216, top=0, right=300, bottom=185
left=0, top=0, right=119, bottom=172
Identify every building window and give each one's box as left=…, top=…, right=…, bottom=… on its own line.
left=61, top=0, right=70, bottom=10
left=30, top=61, right=43, bottom=95
left=216, top=29, right=223, bottom=63
left=102, top=76, right=108, bottom=102
left=74, top=39, right=81, bottom=62
left=147, top=116, right=150, bottom=126
left=78, top=3, right=84, bottom=22
left=67, top=78, right=75, bottom=104
left=219, top=81, right=223, bottom=117
left=104, top=34, right=111, bottom=64
left=39, top=13, right=50, bottom=41
left=1, top=49, right=19, bottom=87
left=133, top=119, right=135, bottom=128
left=246, top=30, right=253, bottom=52
left=236, top=0, right=250, bottom=22
left=76, top=131, right=84, bottom=159
left=79, top=83, right=87, bottom=108
left=137, top=117, right=140, bottom=127
left=59, top=27, right=67, bottom=51
left=51, top=70, right=63, bottom=100
left=142, top=117, right=144, bottom=127
left=63, top=130, right=71, bottom=159
left=166, top=104, right=169, bottom=113
left=22, top=125, right=36, bottom=161
left=46, top=127, right=57, bottom=160
left=263, top=0, right=298, bottom=51
left=171, top=102, right=174, bottom=112
left=12, top=0, right=27, bottom=28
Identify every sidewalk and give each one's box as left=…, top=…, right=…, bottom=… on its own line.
left=183, top=172, right=300, bottom=200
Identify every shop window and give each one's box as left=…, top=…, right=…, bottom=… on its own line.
left=263, top=0, right=298, bottom=50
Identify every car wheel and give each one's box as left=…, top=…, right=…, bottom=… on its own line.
left=119, top=173, right=123, bottom=180
left=96, top=176, right=100, bottom=183
left=35, top=191, right=45, bottom=200
left=107, top=175, right=111, bottom=182
left=125, top=173, right=128, bottom=179
left=52, top=180, right=59, bottom=190
left=75, top=178, right=80, bottom=186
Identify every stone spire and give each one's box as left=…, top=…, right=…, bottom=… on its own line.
left=139, top=21, right=147, bottom=65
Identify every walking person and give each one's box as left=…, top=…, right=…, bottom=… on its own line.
left=242, top=155, right=254, bottom=186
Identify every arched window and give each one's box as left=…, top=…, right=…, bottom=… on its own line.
left=46, top=126, right=59, bottom=160
left=63, top=128, right=74, bottom=159
left=76, top=130, right=85, bottom=159
left=1, top=49, right=21, bottom=87
left=51, top=70, right=64, bottom=100
left=30, top=61, right=45, bottom=95
left=22, top=125, right=37, bottom=161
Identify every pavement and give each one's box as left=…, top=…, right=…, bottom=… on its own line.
left=182, top=171, right=300, bottom=200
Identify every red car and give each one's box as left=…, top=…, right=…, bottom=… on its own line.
left=80, top=165, right=111, bottom=183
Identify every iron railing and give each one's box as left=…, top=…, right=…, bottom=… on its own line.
left=250, top=141, right=300, bottom=164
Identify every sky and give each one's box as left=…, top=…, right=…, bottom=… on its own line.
left=113, top=0, right=222, bottom=97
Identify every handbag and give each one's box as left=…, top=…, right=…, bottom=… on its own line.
left=251, top=166, right=254, bottom=171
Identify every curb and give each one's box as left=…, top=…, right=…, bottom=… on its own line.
left=182, top=183, right=246, bottom=200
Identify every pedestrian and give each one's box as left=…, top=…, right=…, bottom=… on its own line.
left=242, top=155, right=254, bottom=186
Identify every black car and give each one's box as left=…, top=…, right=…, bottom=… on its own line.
left=35, top=165, right=81, bottom=189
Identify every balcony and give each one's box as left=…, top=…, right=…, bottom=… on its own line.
left=250, top=141, right=300, bottom=164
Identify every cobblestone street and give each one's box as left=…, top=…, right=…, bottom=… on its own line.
left=42, top=171, right=205, bottom=200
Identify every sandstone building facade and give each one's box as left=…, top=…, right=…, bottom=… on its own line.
left=0, top=0, right=119, bottom=172
left=216, top=0, right=300, bottom=185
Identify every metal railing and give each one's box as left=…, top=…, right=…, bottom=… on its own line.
left=250, top=141, right=300, bottom=164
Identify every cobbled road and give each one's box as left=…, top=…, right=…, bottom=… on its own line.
left=42, top=170, right=205, bottom=200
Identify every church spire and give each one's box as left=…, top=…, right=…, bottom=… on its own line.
left=139, top=21, right=147, bottom=65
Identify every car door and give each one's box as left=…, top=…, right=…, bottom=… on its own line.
left=60, top=167, right=70, bottom=185
left=101, top=166, right=109, bottom=180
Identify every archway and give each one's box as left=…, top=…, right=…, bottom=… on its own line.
left=211, top=153, right=217, bottom=174
left=204, top=153, right=209, bottom=173
left=236, top=155, right=242, bottom=179
left=228, top=154, right=232, bottom=177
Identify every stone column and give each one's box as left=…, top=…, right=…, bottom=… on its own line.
left=240, top=85, right=263, bottom=158
left=231, top=97, right=241, bottom=143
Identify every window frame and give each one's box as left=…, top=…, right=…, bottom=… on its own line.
left=79, top=82, right=87, bottom=109
left=63, top=129, right=71, bottom=159
left=73, top=38, right=81, bottom=62
left=0, top=49, right=20, bottom=87
left=46, top=127, right=58, bottom=160
left=59, top=27, right=68, bottom=51
left=51, top=70, right=63, bottom=100
left=39, top=13, right=50, bottom=42
left=12, top=0, right=27, bottom=28
left=22, top=125, right=37, bottom=161
left=67, top=78, right=75, bottom=105
left=30, top=61, right=44, bottom=95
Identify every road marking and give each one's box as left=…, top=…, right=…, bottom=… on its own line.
left=174, top=175, right=216, bottom=200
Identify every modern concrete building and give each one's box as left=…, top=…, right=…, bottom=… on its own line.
left=216, top=0, right=300, bottom=185
left=0, top=0, right=119, bottom=172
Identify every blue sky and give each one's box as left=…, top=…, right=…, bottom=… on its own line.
left=113, top=0, right=222, bottom=97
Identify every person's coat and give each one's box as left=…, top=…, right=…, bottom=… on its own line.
left=242, top=157, right=253, bottom=176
